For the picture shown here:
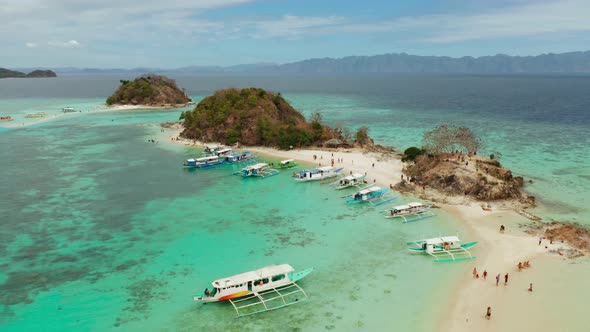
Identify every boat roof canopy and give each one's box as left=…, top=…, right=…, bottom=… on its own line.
left=244, top=163, right=268, bottom=170
left=196, top=156, right=219, bottom=162
left=212, top=264, right=295, bottom=288
left=343, top=173, right=364, bottom=181
left=280, top=159, right=295, bottom=165
left=421, top=236, right=460, bottom=245
left=358, top=186, right=381, bottom=194
left=392, top=202, right=424, bottom=210
left=216, top=148, right=232, bottom=154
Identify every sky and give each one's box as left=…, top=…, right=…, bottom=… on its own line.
left=1, top=0, right=590, bottom=68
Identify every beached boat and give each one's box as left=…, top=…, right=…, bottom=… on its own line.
left=62, top=107, right=78, bottom=113
left=223, top=151, right=255, bottom=164
left=278, top=159, right=298, bottom=169
left=24, top=112, right=47, bottom=118
left=345, top=186, right=396, bottom=206
left=204, top=145, right=223, bottom=154
left=183, top=155, right=223, bottom=168
left=333, top=173, right=367, bottom=190
left=240, top=163, right=279, bottom=178
left=193, top=264, right=313, bottom=317
left=407, top=236, right=478, bottom=262
left=0, top=116, right=13, bottom=121
left=384, top=202, right=435, bottom=222
left=292, top=166, right=343, bottom=182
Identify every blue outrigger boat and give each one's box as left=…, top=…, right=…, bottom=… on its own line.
left=183, top=155, right=224, bottom=168
left=345, top=186, right=396, bottom=206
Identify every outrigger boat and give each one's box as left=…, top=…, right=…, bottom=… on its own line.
left=292, top=166, right=343, bottom=182
left=240, top=163, right=279, bottom=178
left=193, top=264, right=313, bottom=317
left=0, top=116, right=13, bottom=121
left=333, top=173, right=367, bottom=190
left=384, top=202, right=435, bottom=222
left=278, top=159, right=298, bottom=169
left=407, top=236, right=478, bottom=262
left=345, top=186, right=396, bottom=206
left=223, top=151, right=255, bottom=164
left=204, top=145, right=223, bottom=154
left=183, top=155, right=223, bottom=168
left=62, top=107, right=79, bottom=113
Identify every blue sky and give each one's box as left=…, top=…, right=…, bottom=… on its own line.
left=1, top=0, right=589, bottom=68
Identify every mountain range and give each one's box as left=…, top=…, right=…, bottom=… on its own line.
left=12, top=51, right=590, bottom=75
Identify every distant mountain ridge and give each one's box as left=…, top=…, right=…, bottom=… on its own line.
left=12, top=51, right=590, bottom=75
left=0, top=68, right=57, bottom=78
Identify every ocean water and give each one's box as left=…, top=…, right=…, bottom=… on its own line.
left=1, top=75, right=589, bottom=331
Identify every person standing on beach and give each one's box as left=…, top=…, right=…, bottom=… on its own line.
left=483, top=270, right=488, bottom=280
left=486, top=307, right=492, bottom=320
left=473, top=267, right=477, bottom=278
left=539, top=236, right=542, bottom=245
left=528, top=283, right=533, bottom=292
left=504, top=273, right=509, bottom=285
left=496, top=274, right=500, bottom=286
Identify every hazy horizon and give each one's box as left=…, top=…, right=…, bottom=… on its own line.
left=2, top=0, right=590, bottom=68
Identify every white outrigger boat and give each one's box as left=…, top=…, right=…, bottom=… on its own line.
left=344, top=186, right=396, bottom=206
left=292, top=166, right=343, bottom=182
left=333, top=173, right=367, bottom=190
left=384, top=202, right=435, bottom=222
left=193, top=264, right=313, bottom=317
left=240, top=163, right=279, bottom=178
left=183, top=155, right=223, bottom=168
left=407, top=236, right=478, bottom=263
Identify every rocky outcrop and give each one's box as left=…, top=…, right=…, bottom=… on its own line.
left=403, top=154, right=534, bottom=204
left=25, top=70, right=57, bottom=78
left=106, top=75, right=191, bottom=107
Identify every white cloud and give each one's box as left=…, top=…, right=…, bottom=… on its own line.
left=48, top=40, right=81, bottom=48
left=25, top=42, right=37, bottom=48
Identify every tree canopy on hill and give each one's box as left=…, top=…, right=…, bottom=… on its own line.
left=106, top=75, right=191, bottom=106
left=179, top=87, right=343, bottom=149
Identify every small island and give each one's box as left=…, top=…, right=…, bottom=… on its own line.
left=179, top=87, right=345, bottom=149
left=0, top=68, right=57, bottom=79
left=397, top=124, right=534, bottom=206
left=106, top=75, right=191, bottom=107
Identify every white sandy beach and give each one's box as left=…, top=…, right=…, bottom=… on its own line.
left=162, top=126, right=586, bottom=331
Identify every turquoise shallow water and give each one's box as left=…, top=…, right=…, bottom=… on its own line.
left=1, top=75, right=589, bottom=331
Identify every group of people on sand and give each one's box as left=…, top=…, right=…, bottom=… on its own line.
left=517, top=261, right=531, bottom=271
left=474, top=263, right=535, bottom=321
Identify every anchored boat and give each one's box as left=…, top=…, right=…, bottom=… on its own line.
left=193, top=264, right=313, bottom=317
left=240, top=163, right=279, bottom=178
left=292, top=166, right=343, bottom=182
left=0, top=116, right=13, bottom=121
left=223, top=151, right=256, bottom=164
left=333, top=173, right=367, bottom=190
left=384, top=202, right=435, bottom=222
left=204, top=145, right=223, bottom=154
left=62, top=107, right=79, bottom=113
left=345, top=186, right=396, bottom=206
left=24, top=112, right=47, bottom=118
left=278, top=159, right=298, bottom=169
left=407, top=236, right=478, bottom=262
left=183, top=155, right=223, bottom=168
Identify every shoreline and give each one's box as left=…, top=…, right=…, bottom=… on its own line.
left=160, top=126, right=586, bottom=331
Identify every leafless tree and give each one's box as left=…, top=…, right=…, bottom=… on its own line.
left=422, top=124, right=481, bottom=155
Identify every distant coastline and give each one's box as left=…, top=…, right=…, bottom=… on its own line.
left=0, top=68, right=57, bottom=79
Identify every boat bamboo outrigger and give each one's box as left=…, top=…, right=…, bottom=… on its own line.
left=183, top=155, right=223, bottom=168
left=240, top=163, right=279, bottom=178
left=384, top=202, right=435, bottom=222
left=193, top=264, right=313, bottom=317
left=278, top=159, right=298, bottom=169
left=292, top=166, right=343, bottom=182
left=345, top=186, right=396, bottom=206
left=407, top=236, right=478, bottom=262
left=333, top=173, right=367, bottom=190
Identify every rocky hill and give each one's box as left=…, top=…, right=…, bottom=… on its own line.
left=179, top=87, right=343, bottom=149
left=106, top=75, right=191, bottom=106
left=400, top=154, right=534, bottom=204
left=0, top=68, right=57, bottom=78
